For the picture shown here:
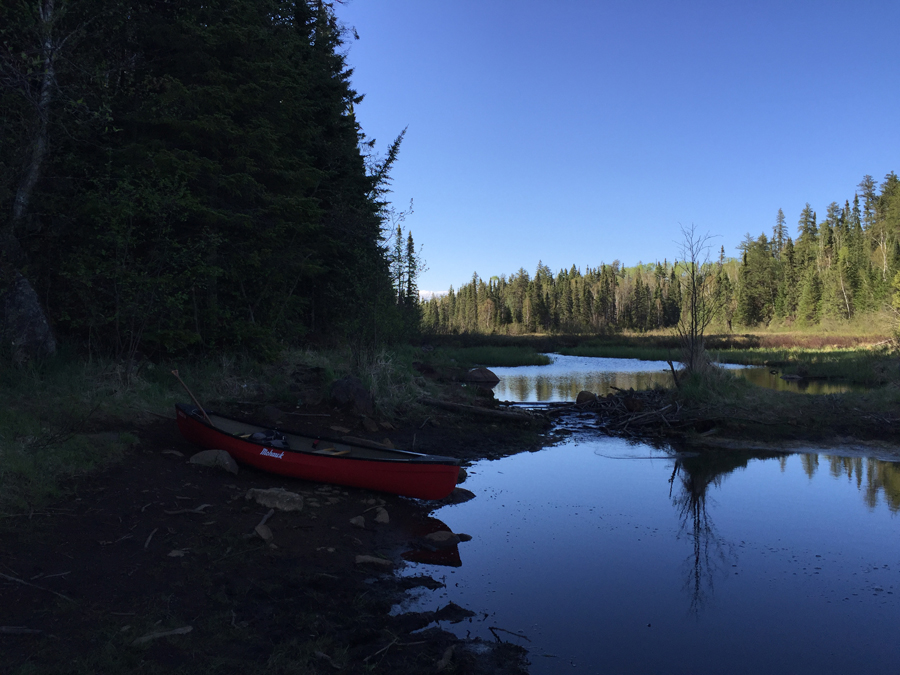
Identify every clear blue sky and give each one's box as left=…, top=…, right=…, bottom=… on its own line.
left=334, top=0, right=899, bottom=295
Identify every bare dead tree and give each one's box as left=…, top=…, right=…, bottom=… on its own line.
left=674, top=224, right=722, bottom=375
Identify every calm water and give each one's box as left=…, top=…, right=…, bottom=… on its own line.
left=397, top=357, right=899, bottom=674
left=489, top=354, right=854, bottom=400
left=399, top=439, right=900, bottom=674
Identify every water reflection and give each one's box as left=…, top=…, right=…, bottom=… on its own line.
left=400, top=515, right=463, bottom=567
left=491, top=354, right=859, bottom=400
left=491, top=354, right=676, bottom=401
left=397, top=438, right=900, bottom=675
left=732, top=368, right=858, bottom=394
left=670, top=450, right=783, bottom=613
left=816, top=454, right=900, bottom=512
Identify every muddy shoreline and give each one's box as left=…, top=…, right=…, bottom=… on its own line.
left=0, top=396, right=549, bottom=675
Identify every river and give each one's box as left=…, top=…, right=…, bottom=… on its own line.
left=396, top=356, right=900, bottom=674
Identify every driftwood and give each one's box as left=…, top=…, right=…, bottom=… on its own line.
left=419, top=398, right=544, bottom=423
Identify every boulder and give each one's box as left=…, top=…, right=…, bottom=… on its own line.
left=189, top=449, right=239, bottom=475
left=330, top=375, right=375, bottom=415
left=464, top=367, right=500, bottom=384
left=245, top=488, right=304, bottom=512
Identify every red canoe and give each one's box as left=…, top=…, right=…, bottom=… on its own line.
left=175, top=403, right=462, bottom=500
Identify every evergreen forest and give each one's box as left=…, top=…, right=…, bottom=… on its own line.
left=422, top=173, right=900, bottom=335
left=0, top=0, right=421, bottom=360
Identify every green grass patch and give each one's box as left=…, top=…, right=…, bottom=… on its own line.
left=430, top=346, right=552, bottom=368
left=557, top=344, right=677, bottom=362
left=0, top=345, right=440, bottom=515
left=556, top=334, right=897, bottom=387
left=706, top=346, right=895, bottom=386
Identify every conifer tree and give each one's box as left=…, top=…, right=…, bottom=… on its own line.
left=797, top=267, right=822, bottom=326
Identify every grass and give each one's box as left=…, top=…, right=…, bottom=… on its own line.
left=555, top=332, right=898, bottom=386
left=0, top=345, right=430, bottom=516
left=428, top=345, right=552, bottom=368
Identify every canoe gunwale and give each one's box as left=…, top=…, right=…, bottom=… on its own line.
left=174, top=403, right=461, bottom=467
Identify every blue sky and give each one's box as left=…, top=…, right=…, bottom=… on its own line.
left=334, top=0, right=900, bottom=295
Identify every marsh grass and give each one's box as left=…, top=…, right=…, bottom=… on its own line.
left=430, top=346, right=552, bottom=368
left=557, top=344, right=679, bottom=362
left=559, top=334, right=897, bottom=386
left=707, top=346, right=896, bottom=385
left=675, top=365, right=754, bottom=404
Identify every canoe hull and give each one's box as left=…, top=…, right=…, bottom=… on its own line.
left=175, top=405, right=460, bottom=500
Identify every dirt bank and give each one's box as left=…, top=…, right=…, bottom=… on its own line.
left=0, top=399, right=549, bottom=675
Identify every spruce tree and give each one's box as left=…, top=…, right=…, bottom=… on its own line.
left=796, top=267, right=822, bottom=326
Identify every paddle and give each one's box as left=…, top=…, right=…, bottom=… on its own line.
left=171, top=369, right=214, bottom=426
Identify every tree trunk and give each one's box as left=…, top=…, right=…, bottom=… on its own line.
left=0, top=0, right=60, bottom=360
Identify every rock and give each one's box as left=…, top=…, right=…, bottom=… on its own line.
left=576, top=390, right=597, bottom=404
left=355, top=554, right=393, bottom=568
left=189, top=450, right=239, bottom=475
left=442, top=488, right=475, bottom=505
left=329, top=425, right=351, bottom=434
left=245, top=488, right=304, bottom=512
left=457, top=467, right=468, bottom=484
left=0, top=272, right=56, bottom=362
left=254, top=524, right=274, bottom=543
left=330, top=376, right=375, bottom=415
left=380, top=438, right=394, bottom=449
left=464, top=367, right=500, bottom=384
left=379, top=421, right=395, bottom=430
left=361, top=417, right=379, bottom=433
left=424, top=531, right=461, bottom=548
left=349, top=516, right=365, bottom=528
left=374, top=507, right=389, bottom=524
left=437, top=645, right=455, bottom=671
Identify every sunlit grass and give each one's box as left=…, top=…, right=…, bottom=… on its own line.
left=432, top=346, right=552, bottom=368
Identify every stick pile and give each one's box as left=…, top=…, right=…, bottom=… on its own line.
left=548, top=388, right=693, bottom=438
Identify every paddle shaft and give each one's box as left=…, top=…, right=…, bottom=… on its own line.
left=171, top=370, right=214, bottom=426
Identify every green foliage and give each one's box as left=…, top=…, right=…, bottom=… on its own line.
left=422, top=260, right=682, bottom=335
left=0, top=0, right=409, bottom=357
left=424, top=172, right=899, bottom=339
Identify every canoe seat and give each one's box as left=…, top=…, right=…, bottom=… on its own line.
left=314, top=447, right=351, bottom=457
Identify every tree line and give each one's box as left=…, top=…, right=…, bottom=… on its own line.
left=422, top=173, right=900, bottom=335
left=1, top=0, right=418, bottom=361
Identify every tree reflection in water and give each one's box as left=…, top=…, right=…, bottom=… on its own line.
left=668, top=450, right=781, bottom=613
